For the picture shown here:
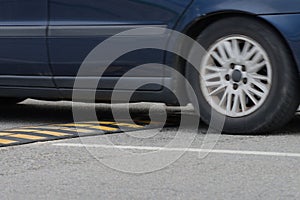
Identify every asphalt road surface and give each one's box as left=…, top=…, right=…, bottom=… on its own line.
left=0, top=99, right=300, bottom=200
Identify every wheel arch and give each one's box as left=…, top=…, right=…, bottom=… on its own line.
left=179, top=11, right=298, bottom=75
left=170, top=11, right=300, bottom=106
left=174, top=12, right=300, bottom=133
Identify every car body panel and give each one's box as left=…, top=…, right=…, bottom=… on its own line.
left=260, top=14, right=300, bottom=72
left=47, top=0, right=192, bottom=91
left=0, top=0, right=55, bottom=87
left=172, top=1, right=300, bottom=78
left=175, top=0, right=300, bottom=33
left=192, top=0, right=300, bottom=15
left=0, top=0, right=299, bottom=104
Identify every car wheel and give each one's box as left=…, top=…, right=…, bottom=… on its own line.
left=187, top=17, right=300, bottom=134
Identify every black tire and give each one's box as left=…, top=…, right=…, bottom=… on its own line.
left=187, top=17, right=300, bottom=134
left=0, top=98, right=26, bottom=105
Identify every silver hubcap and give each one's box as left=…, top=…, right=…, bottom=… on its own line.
left=200, top=35, right=272, bottom=117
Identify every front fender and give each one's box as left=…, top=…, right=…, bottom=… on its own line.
left=175, top=0, right=300, bottom=32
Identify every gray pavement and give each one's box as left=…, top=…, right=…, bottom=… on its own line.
left=0, top=100, right=300, bottom=200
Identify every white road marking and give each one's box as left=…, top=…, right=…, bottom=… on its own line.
left=53, top=143, right=300, bottom=158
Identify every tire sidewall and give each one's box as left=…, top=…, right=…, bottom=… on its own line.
left=187, top=17, right=297, bottom=133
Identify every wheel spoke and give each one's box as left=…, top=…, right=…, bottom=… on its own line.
left=239, top=90, right=247, bottom=112
left=217, top=44, right=228, bottom=62
left=203, top=72, right=220, bottom=81
left=250, top=73, right=270, bottom=82
left=247, top=86, right=264, bottom=99
left=224, top=41, right=234, bottom=58
left=209, top=85, right=226, bottom=96
left=241, top=42, right=251, bottom=57
left=251, top=52, right=263, bottom=63
left=219, top=87, right=229, bottom=107
left=232, top=94, right=240, bottom=113
left=243, top=88, right=258, bottom=105
left=226, top=91, right=233, bottom=112
left=248, top=61, right=267, bottom=73
left=244, top=46, right=258, bottom=61
left=205, top=80, right=222, bottom=88
left=232, top=39, right=240, bottom=59
left=201, top=36, right=272, bottom=117
left=211, top=52, right=225, bottom=65
left=249, top=78, right=269, bottom=93
left=206, top=65, right=226, bottom=72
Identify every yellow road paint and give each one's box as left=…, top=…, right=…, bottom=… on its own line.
left=31, top=126, right=93, bottom=134
left=114, top=123, right=143, bottom=128
left=53, top=122, right=119, bottom=131
left=53, top=121, right=146, bottom=129
left=0, top=138, right=17, bottom=144
left=7, top=129, right=35, bottom=132
left=0, top=120, right=149, bottom=147
left=83, top=121, right=115, bottom=125
left=52, top=127, right=93, bottom=133
left=7, top=129, right=69, bottom=137
left=9, top=134, right=46, bottom=140
left=53, top=123, right=93, bottom=127
left=82, top=121, right=144, bottom=128
left=34, top=130, right=70, bottom=137
left=61, top=128, right=93, bottom=133
left=89, top=125, right=119, bottom=132
left=66, top=128, right=93, bottom=133
left=0, top=132, right=13, bottom=136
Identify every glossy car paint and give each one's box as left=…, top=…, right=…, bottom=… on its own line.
left=0, top=0, right=54, bottom=87
left=260, top=14, right=300, bottom=71
left=0, top=0, right=299, bottom=103
left=174, top=0, right=300, bottom=72
left=47, top=0, right=193, bottom=91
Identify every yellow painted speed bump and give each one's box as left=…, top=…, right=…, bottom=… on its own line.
left=53, top=123, right=92, bottom=127
left=0, top=132, right=13, bottom=136
left=7, top=129, right=70, bottom=137
left=0, top=138, right=18, bottom=144
left=38, top=126, right=94, bottom=134
left=9, top=134, right=46, bottom=140
left=83, top=121, right=116, bottom=125
left=89, top=125, right=119, bottom=132
left=0, top=120, right=155, bottom=147
left=114, top=123, right=143, bottom=128
left=82, top=121, right=144, bottom=128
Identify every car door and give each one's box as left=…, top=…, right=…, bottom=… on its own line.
left=0, top=0, right=55, bottom=88
left=47, top=0, right=192, bottom=90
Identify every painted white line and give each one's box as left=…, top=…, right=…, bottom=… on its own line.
left=53, top=143, right=300, bottom=158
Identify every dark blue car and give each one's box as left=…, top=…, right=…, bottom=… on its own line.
left=1, top=0, right=300, bottom=133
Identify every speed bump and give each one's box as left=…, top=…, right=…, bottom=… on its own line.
left=0, top=121, right=152, bottom=147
